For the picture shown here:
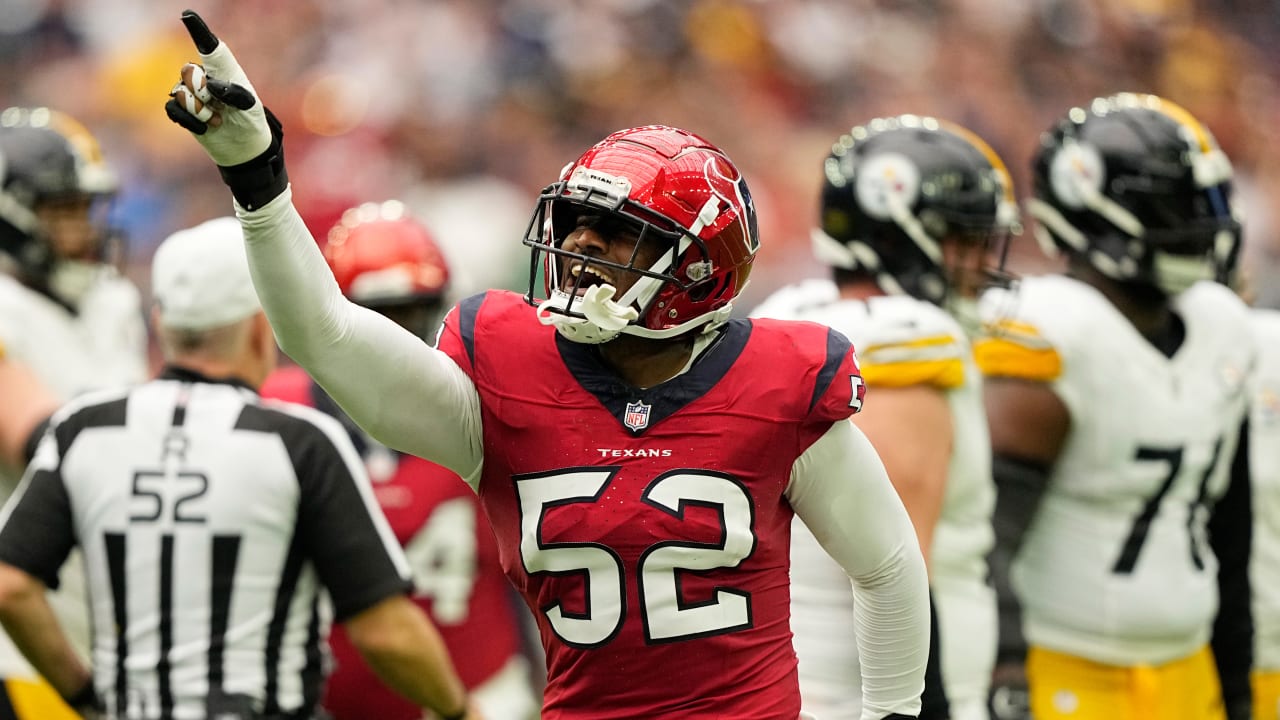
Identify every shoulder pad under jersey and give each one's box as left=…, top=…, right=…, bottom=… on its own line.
left=855, top=295, right=968, bottom=390
left=974, top=276, right=1079, bottom=382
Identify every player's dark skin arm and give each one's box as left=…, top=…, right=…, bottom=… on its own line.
left=0, top=564, right=94, bottom=705
left=1208, top=418, right=1253, bottom=720
left=983, top=377, right=1070, bottom=711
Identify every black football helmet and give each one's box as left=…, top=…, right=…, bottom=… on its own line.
left=1027, top=93, right=1240, bottom=295
left=812, top=115, right=1019, bottom=306
left=0, top=107, right=118, bottom=304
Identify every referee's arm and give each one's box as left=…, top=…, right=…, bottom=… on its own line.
left=0, top=429, right=96, bottom=711
left=287, top=412, right=475, bottom=720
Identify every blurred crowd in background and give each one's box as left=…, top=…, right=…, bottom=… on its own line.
left=2, top=0, right=1279, bottom=323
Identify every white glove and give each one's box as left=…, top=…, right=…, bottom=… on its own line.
left=165, top=10, right=272, bottom=167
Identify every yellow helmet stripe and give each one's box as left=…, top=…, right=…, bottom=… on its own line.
left=936, top=119, right=1016, bottom=207
left=1138, top=94, right=1214, bottom=154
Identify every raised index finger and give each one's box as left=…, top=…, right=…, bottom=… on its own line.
left=181, top=9, right=219, bottom=55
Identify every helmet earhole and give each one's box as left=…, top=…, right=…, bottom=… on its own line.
left=688, top=276, right=724, bottom=303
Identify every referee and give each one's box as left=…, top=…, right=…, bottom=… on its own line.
left=0, top=217, right=478, bottom=720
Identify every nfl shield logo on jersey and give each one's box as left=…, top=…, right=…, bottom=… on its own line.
left=624, top=400, right=652, bottom=431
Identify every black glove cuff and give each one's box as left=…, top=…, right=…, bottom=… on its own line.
left=217, top=107, right=289, bottom=211
left=440, top=703, right=468, bottom=720
left=62, top=679, right=102, bottom=712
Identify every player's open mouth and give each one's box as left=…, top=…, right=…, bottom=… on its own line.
left=563, top=262, right=614, bottom=295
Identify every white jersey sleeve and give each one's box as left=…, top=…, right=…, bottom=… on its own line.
left=787, top=419, right=929, bottom=720
left=0, top=272, right=147, bottom=401
left=1250, top=308, right=1280, bottom=670
left=755, top=283, right=996, bottom=718
left=853, top=297, right=996, bottom=718
left=978, top=276, right=1255, bottom=666
left=235, top=191, right=484, bottom=485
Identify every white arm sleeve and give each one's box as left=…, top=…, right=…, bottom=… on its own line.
left=787, top=419, right=929, bottom=720
left=235, top=190, right=484, bottom=484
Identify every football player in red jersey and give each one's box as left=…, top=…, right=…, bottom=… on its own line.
left=259, top=201, right=539, bottom=720
left=165, top=11, right=930, bottom=719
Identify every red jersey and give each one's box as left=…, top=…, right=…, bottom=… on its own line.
left=438, top=291, right=865, bottom=720
left=260, top=366, right=524, bottom=720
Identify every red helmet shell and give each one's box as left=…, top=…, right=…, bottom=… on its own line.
left=323, top=201, right=449, bottom=306
left=547, top=125, right=759, bottom=333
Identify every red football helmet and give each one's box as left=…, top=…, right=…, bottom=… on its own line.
left=523, top=125, right=759, bottom=343
left=324, top=200, right=450, bottom=340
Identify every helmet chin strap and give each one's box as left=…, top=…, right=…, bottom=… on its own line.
left=537, top=284, right=638, bottom=344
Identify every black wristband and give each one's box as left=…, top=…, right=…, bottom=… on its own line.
left=217, top=107, right=289, bottom=211
left=62, top=679, right=100, bottom=711
left=439, top=700, right=468, bottom=720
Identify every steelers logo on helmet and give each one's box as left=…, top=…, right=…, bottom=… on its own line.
left=854, top=153, right=921, bottom=222
left=1048, top=140, right=1105, bottom=210
left=814, top=116, right=1016, bottom=310
left=1028, top=92, right=1241, bottom=295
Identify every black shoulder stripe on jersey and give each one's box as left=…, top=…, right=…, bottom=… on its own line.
left=21, top=414, right=50, bottom=465
left=557, top=318, right=751, bottom=434
left=457, top=292, right=486, bottom=365
left=235, top=397, right=413, bottom=621
left=237, top=403, right=358, bottom=717
left=232, top=404, right=332, bottom=458
left=808, top=328, right=852, bottom=413
left=53, top=397, right=129, bottom=456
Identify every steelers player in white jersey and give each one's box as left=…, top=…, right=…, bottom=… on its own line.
left=0, top=108, right=148, bottom=718
left=978, top=93, right=1255, bottom=720
left=1251, top=307, right=1280, bottom=720
left=752, top=115, right=1018, bottom=720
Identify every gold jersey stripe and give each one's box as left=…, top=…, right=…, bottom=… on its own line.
left=860, top=333, right=962, bottom=356
left=4, top=678, right=81, bottom=720
left=862, top=357, right=965, bottom=389
left=973, top=337, right=1062, bottom=381
left=862, top=333, right=957, bottom=354
left=981, top=319, right=1057, bottom=351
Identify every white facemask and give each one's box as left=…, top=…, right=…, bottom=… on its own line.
left=1151, top=252, right=1213, bottom=296
left=48, top=259, right=103, bottom=307
left=536, top=284, right=638, bottom=344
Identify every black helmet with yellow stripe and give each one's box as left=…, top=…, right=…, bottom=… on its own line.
left=1028, top=93, right=1241, bottom=295
left=0, top=107, right=119, bottom=306
left=813, top=115, right=1020, bottom=306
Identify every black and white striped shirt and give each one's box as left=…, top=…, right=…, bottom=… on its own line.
left=0, top=366, right=412, bottom=720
